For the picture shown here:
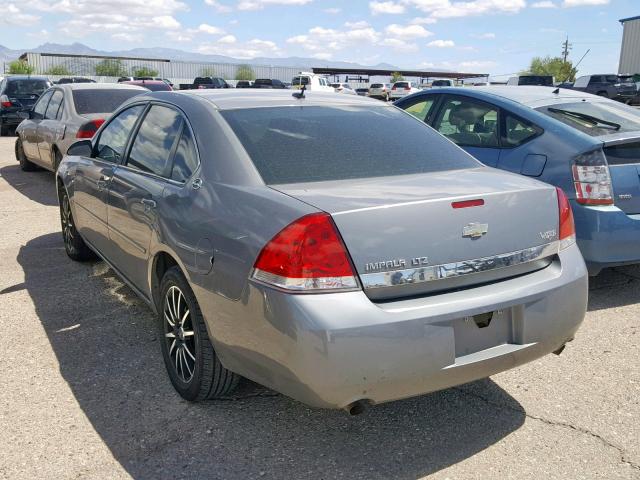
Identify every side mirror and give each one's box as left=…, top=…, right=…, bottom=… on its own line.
left=67, top=139, right=93, bottom=157
left=18, top=110, right=31, bottom=120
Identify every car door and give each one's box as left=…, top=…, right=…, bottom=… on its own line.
left=37, top=89, right=65, bottom=169
left=73, top=104, right=146, bottom=255
left=430, top=95, right=501, bottom=167
left=495, top=112, right=545, bottom=176
left=22, top=90, right=52, bottom=161
left=107, top=104, right=183, bottom=293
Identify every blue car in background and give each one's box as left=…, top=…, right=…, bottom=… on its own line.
left=395, top=86, right=640, bottom=275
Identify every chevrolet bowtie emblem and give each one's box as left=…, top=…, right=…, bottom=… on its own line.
left=463, top=223, right=489, bottom=239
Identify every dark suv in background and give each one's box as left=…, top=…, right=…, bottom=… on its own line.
left=0, top=75, right=52, bottom=136
left=571, top=74, right=637, bottom=103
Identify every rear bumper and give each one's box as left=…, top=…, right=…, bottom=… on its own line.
left=0, top=111, right=23, bottom=126
left=389, top=91, right=411, bottom=99
left=197, top=244, right=587, bottom=409
left=573, top=203, right=640, bottom=274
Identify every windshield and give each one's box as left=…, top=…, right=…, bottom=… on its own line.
left=221, top=106, right=478, bottom=184
left=72, top=89, right=143, bottom=115
left=537, top=101, right=640, bottom=137
left=6, top=79, right=50, bottom=96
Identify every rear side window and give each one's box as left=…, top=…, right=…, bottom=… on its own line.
left=403, top=97, right=435, bottom=122
left=33, top=90, right=53, bottom=117
left=127, top=105, right=183, bottom=176
left=171, top=127, right=199, bottom=182
left=433, top=97, right=499, bottom=148
left=45, top=90, right=63, bottom=120
left=502, top=114, right=542, bottom=147
left=96, top=105, right=145, bottom=163
left=73, top=89, right=143, bottom=115
left=221, top=106, right=478, bottom=184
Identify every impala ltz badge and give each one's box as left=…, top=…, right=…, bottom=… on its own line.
left=462, top=223, right=489, bottom=239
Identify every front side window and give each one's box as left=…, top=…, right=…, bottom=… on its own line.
left=33, top=90, right=53, bottom=117
left=221, top=105, right=478, bottom=184
left=45, top=90, right=63, bottom=120
left=433, top=97, right=499, bottom=148
left=403, top=97, right=435, bottom=122
left=127, top=105, right=183, bottom=177
left=96, top=105, right=145, bottom=163
left=503, top=114, right=542, bottom=147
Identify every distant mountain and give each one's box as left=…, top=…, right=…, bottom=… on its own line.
left=1, top=42, right=447, bottom=73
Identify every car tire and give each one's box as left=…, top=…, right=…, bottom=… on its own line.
left=159, top=266, right=240, bottom=401
left=59, top=188, right=96, bottom=261
left=15, top=137, right=37, bottom=171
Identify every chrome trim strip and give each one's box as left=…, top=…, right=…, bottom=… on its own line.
left=360, top=241, right=559, bottom=289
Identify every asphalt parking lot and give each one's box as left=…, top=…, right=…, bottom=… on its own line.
left=0, top=134, right=638, bottom=480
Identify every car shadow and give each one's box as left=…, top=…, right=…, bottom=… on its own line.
left=0, top=163, right=58, bottom=206
left=588, top=265, right=640, bottom=311
left=14, top=231, right=527, bottom=479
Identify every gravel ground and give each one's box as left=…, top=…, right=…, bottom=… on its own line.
left=0, top=134, right=638, bottom=480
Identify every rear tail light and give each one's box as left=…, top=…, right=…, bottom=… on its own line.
left=572, top=149, right=613, bottom=205
left=0, top=95, right=12, bottom=108
left=251, top=212, right=359, bottom=292
left=405, top=87, right=411, bottom=91
left=392, top=85, right=397, bottom=90
left=76, top=119, right=105, bottom=139
left=556, top=187, right=576, bottom=250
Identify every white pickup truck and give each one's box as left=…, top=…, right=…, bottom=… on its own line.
left=291, top=72, right=335, bottom=92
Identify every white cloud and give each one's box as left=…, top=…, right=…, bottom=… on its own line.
left=4, top=4, right=40, bottom=26
left=197, top=23, right=225, bottom=34
left=237, top=0, right=312, bottom=10
left=458, top=60, right=496, bottom=69
left=562, top=0, right=609, bottom=5
left=287, top=23, right=380, bottom=52
left=167, top=31, right=193, bottom=42
left=27, top=29, right=49, bottom=39
left=151, top=15, right=180, bottom=29
left=198, top=37, right=281, bottom=58
left=471, top=32, right=495, bottom=38
left=323, top=7, right=341, bottom=13
left=385, top=23, right=433, bottom=38
left=370, top=1, right=405, bottom=15
left=312, top=52, right=333, bottom=60
left=204, top=0, right=232, bottom=13
left=531, top=1, right=557, bottom=7
left=379, top=38, right=418, bottom=51
left=405, top=0, right=526, bottom=18
left=427, top=39, right=455, bottom=47
left=344, top=20, right=371, bottom=29
left=112, top=32, right=144, bottom=42
left=218, top=34, right=237, bottom=43
left=409, top=16, right=437, bottom=24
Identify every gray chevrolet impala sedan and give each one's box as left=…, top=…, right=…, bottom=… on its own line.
left=56, top=89, right=588, bottom=412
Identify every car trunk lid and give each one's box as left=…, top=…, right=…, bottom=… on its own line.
left=598, top=132, right=640, bottom=214
left=272, top=168, right=560, bottom=300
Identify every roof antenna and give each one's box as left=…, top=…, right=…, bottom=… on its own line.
left=292, top=84, right=306, bottom=99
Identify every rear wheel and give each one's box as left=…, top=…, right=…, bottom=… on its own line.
left=15, top=137, right=37, bottom=171
left=159, top=266, right=239, bottom=401
left=59, top=189, right=95, bottom=261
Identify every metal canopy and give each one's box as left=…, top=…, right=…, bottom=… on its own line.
left=311, top=67, right=488, bottom=80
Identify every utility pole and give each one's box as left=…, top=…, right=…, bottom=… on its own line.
left=562, top=36, right=572, bottom=62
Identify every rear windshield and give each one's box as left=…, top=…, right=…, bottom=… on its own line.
left=254, top=79, right=272, bottom=85
left=221, top=106, right=478, bottom=184
left=536, top=101, right=640, bottom=137
left=370, top=83, right=384, bottom=88
left=72, top=89, right=143, bottom=115
left=432, top=80, right=451, bottom=87
left=395, top=82, right=409, bottom=88
left=519, top=76, right=553, bottom=86
left=138, top=82, right=171, bottom=91
left=292, top=76, right=310, bottom=86
left=6, top=79, right=50, bottom=96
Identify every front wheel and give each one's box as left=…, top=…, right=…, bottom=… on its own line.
left=59, top=189, right=96, bottom=261
left=159, top=266, right=239, bottom=401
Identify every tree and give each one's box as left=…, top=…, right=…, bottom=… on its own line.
left=390, top=72, right=404, bottom=83
left=200, top=67, right=217, bottom=77
left=46, top=65, right=72, bottom=76
left=95, top=59, right=128, bottom=77
left=524, top=56, right=577, bottom=82
left=235, top=64, right=255, bottom=81
left=132, top=66, right=159, bottom=77
left=8, top=60, right=35, bottom=74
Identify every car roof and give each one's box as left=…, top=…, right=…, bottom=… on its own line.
left=432, top=86, right=608, bottom=109
left=55, top=83, right=148, bottom=91
left=123, top=80, right=166, bottom=85
left=172, top=89, right=384, bottom=110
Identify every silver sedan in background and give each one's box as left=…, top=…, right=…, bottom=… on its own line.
left=15, top=83, right=146, bottom=172
left=56, top=90, right=588, bottom=413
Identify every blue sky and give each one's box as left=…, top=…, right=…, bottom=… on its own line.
left=1, top=0, right=635, bottom=78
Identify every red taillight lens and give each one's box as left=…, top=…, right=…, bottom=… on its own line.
left=572, top=149, right=613, bottom=205
left=405, top=87, right=411, bottom=91
left=252, top=212, right=358, bottom=292
left=0, top=95, right=12, bottom=107
left=452, top=199, right=484, bottom=209
left=556, top=187, right=576, bottom=250
left=76, top=119, right=105, bottom=139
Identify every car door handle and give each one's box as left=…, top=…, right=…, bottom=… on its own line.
left=141, top=198, right=157, bottom=210
left=96, top=175, right=111, bottom=190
